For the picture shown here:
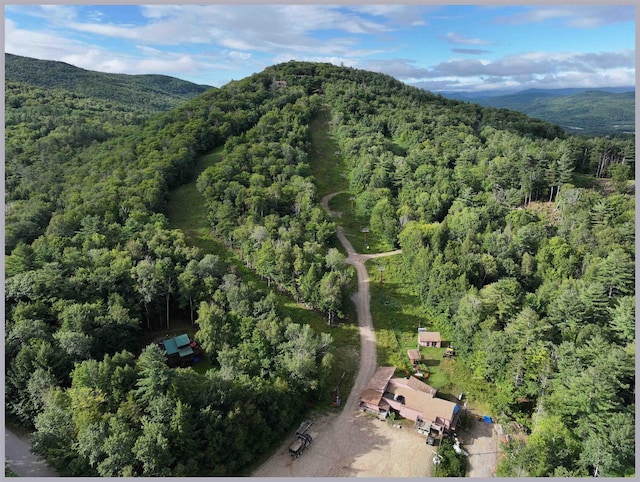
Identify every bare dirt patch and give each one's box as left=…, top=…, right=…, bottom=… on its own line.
left=252, top=411, right=435, bottom=477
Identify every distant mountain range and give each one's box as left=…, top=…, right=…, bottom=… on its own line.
left=5, top=53, right=212, bottom=112
left=440, top=87, right=635, bottom=136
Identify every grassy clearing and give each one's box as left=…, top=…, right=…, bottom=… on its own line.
left=166, top=147, right=223, bottom=245
left=366, top=255, right=497, bottom=411
left=165, top=137, right=360, bottom=411
left=329, top=192, right=394, bottom=253
left=308, top=108, right=349, bottom=198
left=366, top=256, right=430, bottom=367
left=366, top=255, right=457, bottom=394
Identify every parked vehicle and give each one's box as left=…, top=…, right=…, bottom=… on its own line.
left=425, top=425, right=440, bottom=446
left=289, top=420, right=318, bottom=458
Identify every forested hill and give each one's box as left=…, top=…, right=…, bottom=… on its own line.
left=5, top=60, right=635, bottom=477
left=445, top=88, right=635, bottom=136
left=5, top=53, right=212, bottom=111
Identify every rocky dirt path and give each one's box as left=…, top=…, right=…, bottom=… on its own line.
left=5, top=427, right=59, bottom=477
left=252, top=193, right=411, bottom=477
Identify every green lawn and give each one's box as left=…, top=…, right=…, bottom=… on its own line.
left=366, top=255, right=455, bottom=393
left=308, top=108, right=349, bottom=198
left=166, top=147, right=223, bottom=247
left=365, top=255, right=497, bottom=412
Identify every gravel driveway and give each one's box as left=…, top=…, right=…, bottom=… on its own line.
left=458, top=414, right=502, bottom=477
left=253, top=411, right=435, bottom=477
left=254, top=194, right=419, bottom=477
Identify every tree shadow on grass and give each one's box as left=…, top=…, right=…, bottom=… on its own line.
left=421, top=358, right=442, bottom=368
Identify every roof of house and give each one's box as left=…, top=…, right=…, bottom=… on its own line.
left=418, top=331, right=441, bottom=342
left=360, top=388, right=383, bottom=406
left=420, top=396, right=458, bottom=425
left=367, top=366, right=396, bottom=392
left=405, top=376, right=438, bottom=396
left=163, top=334, right=193, bottom=357
left=407, top=349, right=421, bottom=360
left=360, top=366, right=396, bottom=405
left=385, top=380, right=456, bottom=423
left=359, top=366, right=456, bottom=425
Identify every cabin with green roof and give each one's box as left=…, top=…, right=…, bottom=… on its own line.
left=160, top=333, right=202, bottom=367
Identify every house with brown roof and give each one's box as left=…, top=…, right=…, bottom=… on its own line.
left=359, top=366, right=460, bottom=433
left=418, top=331, right=441, bottom=348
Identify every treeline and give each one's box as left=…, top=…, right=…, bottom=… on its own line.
left=260, top=61, right=633, bottom=476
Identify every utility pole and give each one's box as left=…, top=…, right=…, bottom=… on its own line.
left=361, top=227, right=369, bottom=246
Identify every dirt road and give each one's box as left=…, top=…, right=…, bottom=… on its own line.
left=253, top=193, right=410, bottom=477
left=5, top=427, right=59, bottom=477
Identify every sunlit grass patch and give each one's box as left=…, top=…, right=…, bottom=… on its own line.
left=329, top=192, right=393, bottom=253
left=308, top=108, right=349, bottom=197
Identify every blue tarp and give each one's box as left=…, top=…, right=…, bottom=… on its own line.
left=483, top=415, right=492, bottom=423
left=453, top=404, right=459, bottom=414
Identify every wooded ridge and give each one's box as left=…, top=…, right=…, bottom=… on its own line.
left=5, top=53, right=212, bottom=112
left=444, top=88, right=635, bottom=136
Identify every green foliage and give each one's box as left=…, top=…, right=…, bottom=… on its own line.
left=5, top=58, right=634, bottom=477
left=433, top=438, right=467, bottom=477
left=464, top=89, right=634, bottom=136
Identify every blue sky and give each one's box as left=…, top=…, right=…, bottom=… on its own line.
left=4, top=4, right=636, bottom=92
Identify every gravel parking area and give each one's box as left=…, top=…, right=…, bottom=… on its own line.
left=253, top=411, right=435, bottom=477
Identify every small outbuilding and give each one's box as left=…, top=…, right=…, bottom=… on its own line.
left=418, top=331, right=441, bottom=348
left=160, top=333, right=202, bottom=367
left=407, top=349, right=421, bottom=366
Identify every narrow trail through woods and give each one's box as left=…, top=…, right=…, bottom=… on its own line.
left=5, top=427, right=59, bottom=477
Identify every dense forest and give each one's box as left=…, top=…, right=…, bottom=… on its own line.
left=5, top=53, right=211, bottom=112
left=5, top=59, right=635, bottom=477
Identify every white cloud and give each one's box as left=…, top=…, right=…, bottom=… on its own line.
left=407, top=49, right=635, bottom=92
left=445, top=32, right=492, bottom=46
left=5, top=17, right=91, bottom=60
left=63, top=5, right=393, bottom=48
left=496, top=6, right=634, bottom=28
left=5, top=5, right=635, bottom=93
